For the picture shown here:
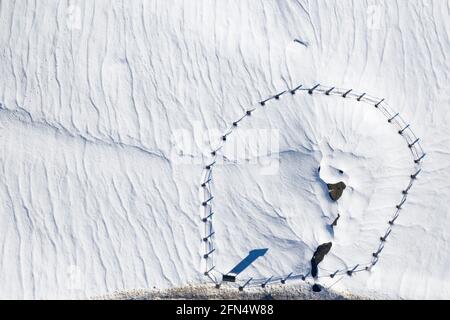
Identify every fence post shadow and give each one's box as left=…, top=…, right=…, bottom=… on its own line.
left=222, top=248, right=268, bottom=282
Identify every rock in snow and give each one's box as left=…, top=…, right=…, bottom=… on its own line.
left=0, top=0, right=449, bottom=299
left=327, top=182, right=347, bottom=201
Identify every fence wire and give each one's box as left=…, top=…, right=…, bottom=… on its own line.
left=200, top=83, right=425, bottom=290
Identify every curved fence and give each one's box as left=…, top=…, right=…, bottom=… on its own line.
left=200, top=83, right=425, bottom=290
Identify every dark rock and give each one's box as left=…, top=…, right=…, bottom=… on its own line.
left=311, top=259, right=318, bottom=278
left=312, top=284, right=322, bottom=292
left=331, top=213, right=340, bottom=227
left=327, top=182, right=346, bottom=201
left=313, top=242, right=333, bottom=263
left=311, top=242, right=333, bottom=278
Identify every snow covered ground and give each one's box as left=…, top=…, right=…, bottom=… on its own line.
left=0, top=0, right=449, bottom=299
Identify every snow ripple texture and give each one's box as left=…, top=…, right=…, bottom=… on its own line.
left=0, top=0, right=449, bottom=299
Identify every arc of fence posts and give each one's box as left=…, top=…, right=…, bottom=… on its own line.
left=228, top=261, right=379, bottom=290
left=200, top=83, right=424, bottom=291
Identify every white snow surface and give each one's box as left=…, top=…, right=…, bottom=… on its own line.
left=0, top=0, right=449, bottom=299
